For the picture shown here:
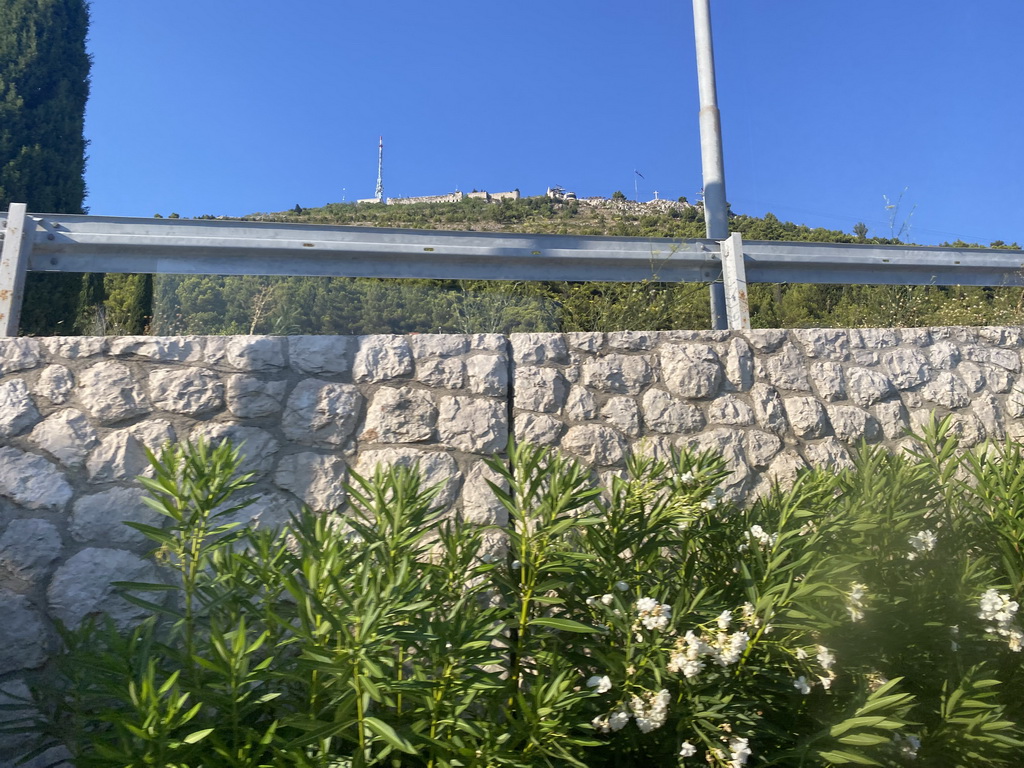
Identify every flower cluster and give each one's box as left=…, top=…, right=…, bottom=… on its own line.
left=635, top=596, right=671, bottom=631
left=847, top=582, right=868, bottom=622
left=978, top=589, right=1023, bottom=652
left=740, top=524, right=778, bottom=551
left=907, top=529, right=937, bottom=560
left=591, top=707, right=630, bottom=734
left=667, top=626, right=750, bottom=679
left=586, top=674, right=612, bottom=694
left=630, top=688, right=671, bottom=733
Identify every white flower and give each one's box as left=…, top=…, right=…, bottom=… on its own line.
left=608, top=708, right=630, bottom=731
left=586, top=675, right=612, bottom=694
left=679, top=471, right=695, bottom=485
left=630, top=689, right=670, bottom=732
left=679, top=740, right=697, bottom=757
left=793, top=676, right=811, bottom=694
left=615, top=580, right=629, bottom=592
left=601, top=593, right=615, bottom=606
left=979, top=589, right=1023, bottom=650
left=586, top=596, right=597, bottom=607
left=744, top=525, right=778, bottom=549
left=816, top=645, right=836, bottom=672
left=847, top=582, right=868, bottom=622
left=700, top=496, right=719, bottom=510
left=636, top=596, right=672, bottom=631
left=908, top=529, right=937, bottom=556
left=818, top=674, right=834, bottom=690
left=795, top=647, right=809, bottom=660
left=591, top=715, right=610, bottom=733
left=511, top=560, right=522, bottom=570
left=717, top=610, right=733, bottom=630
left=729, top=736, right=752, bottom=767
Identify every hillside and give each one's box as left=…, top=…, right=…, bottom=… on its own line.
left=131, top=196, right=1024, bottom=336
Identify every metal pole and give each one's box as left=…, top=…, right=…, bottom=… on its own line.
left=0, top=204, right=32, bottom=337
left=692, top=0, right=729, bottom=329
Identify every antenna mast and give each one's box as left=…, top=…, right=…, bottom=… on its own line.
left=374, top=136, right=384, bottom=203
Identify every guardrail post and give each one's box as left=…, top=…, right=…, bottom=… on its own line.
left=720, top=232, right=750, bottom=330
left=0, top=204, right=33, bottom=337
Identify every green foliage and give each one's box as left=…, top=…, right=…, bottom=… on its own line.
left=13, top=426, right=1024, bottom=766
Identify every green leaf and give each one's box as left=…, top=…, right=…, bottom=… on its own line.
left=364, top=717, right=416, bottom=754
left=183, top=728, right=214, bottom=744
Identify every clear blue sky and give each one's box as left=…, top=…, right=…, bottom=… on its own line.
left=84, top=1, right=1024, bottom=246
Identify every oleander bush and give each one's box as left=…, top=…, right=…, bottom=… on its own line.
left=10, top=416, right=1024, bottom=767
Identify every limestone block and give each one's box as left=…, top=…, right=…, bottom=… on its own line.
left=0, top=338, right=40, bottom=374
left=979, top=327, right=1022, bottom=346
left=361, top=386, right=437, bottom=443
left=37, top=364, right=73, bottom=404
left=810, top=361, right=846, bottom=402
left=563, top=386, right=597, bottom=421
left=682, top=427, right=750, bottom=497
left=965, top=345, right=1021, bottom=372
left=973, top=395, right=1004, bottom=440
left=561, top=425, right=627, bottom=467
left=750, top=451, right=807, bottom=498
left=353, top=335, right=414, bottom=382
left=744, top=430, right=783, bottom=469
left=802, top=438, right=854, bottom=471
left=149, top=367, right=224, bottom=415
left=0, top=448, right=72, bottom=511
left=851, top=328, right=898, bottom=349
left=784, top=397, right=831, bottom=439
left=460, top=461, right=508, bottom=526
left=873, top=401, right=910, bottom=441
left=984, top=366, right=1013, bottom=393
left=225, top=375, right=288, bottom=418
left=467, top=333, right=506, bottom=352
left=514, top=413, right=563, bottom=445
left=205, top=336, right=286, bottom=371
left=77, top=360, right=150, bottom=423
left=282, top=380, right=363, bottom=446
left=437, top=396, right=507, bottom=454
left=763, top=343, right=812, bottom=392
left=601, top=396, right=641, bottom=437
left=274, top=452, right=348, bottom=511
left=750, top=384, right=789, bottom=435
left=0, top=379, right=39, bottom=437
left=409, top=334, right=470, bottom=359
left=707, top=395, right=755, bottom=426
left=792, top=328, right=850, bottom=361
left=566, top=332, right=603, bottom=352
left=190, top=423, right=279, bottom=475
left=515, top=366, right=567, bottom=412
left=881, top=349, right=930, bottom=390
left=416, top=357, right=466, bottom=390
left=920, top=372, right=971, bottom=409
left=581, top=354, right=656, bottom=395
left=220, top=491, right=300, bottom=533
left=744, top=329, right=787, bottom=352
left=0, top=591, right=46, bottom=674
left=827, top=405, right=882, bottom=444
left=70, top=487, right=165, bottom=547
left=1010, top=388, right=1024, bottom=419
left=929, top=341, right=960, bottom=370
left=724, top=336, right=754, bottom=391
left=606, top=330, right=657, bottom=350
left=41, top=336, right=106, bottom=358
left=900, top=328, right=932, bottom=347
left=466, top=355, right=508, bottom=396
left=846, top=367, right=896, bottom=407
left=947, top=412, right=987, bottom=448
left=288, top=335, right=352, bottom=374
left=87, top=421, right=176, bottom=483
left=108, top=337, right=199, bottom=362
left=851, top=349, right=878, bottom=366
left=957, top=362, right=986, bottom=393
left=0, top=519, right=62, bottom=584
left=30, top=408, right=98, bottom=466
left=661, top=345, right=723, bottom=399
left=48, top=548, right=161, bottom=629
left=355, top=448, right=461, bottom=508
left=640, top=389, right=704, bottom=434
left=510, top=333, right=568, bottom=364
left=635, top=435, right=677, bottom=462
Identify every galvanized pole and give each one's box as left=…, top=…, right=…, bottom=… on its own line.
left=692, top=0, right=729, bottom=329
left=0, top=204, right=32, bottom=337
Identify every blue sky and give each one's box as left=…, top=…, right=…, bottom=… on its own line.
left=84, top=1, right=1024, bottom=246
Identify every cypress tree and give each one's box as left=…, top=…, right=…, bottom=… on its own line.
left=0, top=0, right=91, bottom=334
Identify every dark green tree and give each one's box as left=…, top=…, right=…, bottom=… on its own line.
left=0, top=0, right=92, bottom=335
left=611, top=190, right=626, bottom=201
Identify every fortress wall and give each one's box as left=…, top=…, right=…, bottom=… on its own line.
left=2, top=325, right=1024, bottom=762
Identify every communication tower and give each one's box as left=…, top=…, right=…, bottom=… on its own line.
left=374, top=136, right=384, bottom=203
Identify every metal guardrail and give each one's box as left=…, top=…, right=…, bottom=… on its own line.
left=4, top=203, right=1024, bottom=336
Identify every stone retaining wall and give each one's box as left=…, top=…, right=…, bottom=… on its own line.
left=2, top=326, right=1024, bottom=764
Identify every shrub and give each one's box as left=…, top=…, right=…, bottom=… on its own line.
left=12, top=419, right=1024, bottom=766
